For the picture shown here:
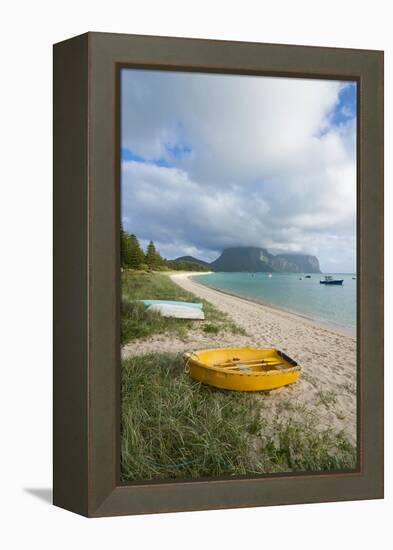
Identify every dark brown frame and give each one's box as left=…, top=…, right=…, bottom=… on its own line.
left=53, top=32, right=384, bottom=517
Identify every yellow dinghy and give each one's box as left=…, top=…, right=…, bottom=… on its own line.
left=183, top=347, right=301, bottom=391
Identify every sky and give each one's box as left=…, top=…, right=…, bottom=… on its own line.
left=121, top=69, right=357, bottom=273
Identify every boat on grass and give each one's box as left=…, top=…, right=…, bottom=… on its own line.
left=320, top=275, right=344, bottom=286
left=183, top=347, right=301, bottom=391
left=147, top=303, right=204, bottom=319
left=141, top=299, right=203, bottom=309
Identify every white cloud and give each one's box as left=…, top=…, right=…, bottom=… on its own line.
left=121, top=70, right=356, bottom=272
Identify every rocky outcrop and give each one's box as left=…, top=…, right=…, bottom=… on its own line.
left=175, top=248, right=321, bottom=273
left=210, top=247, right=321, bottom=273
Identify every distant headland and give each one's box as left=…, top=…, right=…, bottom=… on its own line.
left=177, top=247, right=321, bottom=273
left=120, top=230, right=321, bottom=273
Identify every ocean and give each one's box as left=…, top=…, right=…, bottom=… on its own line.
left=194, top=272, right=357, bottom=337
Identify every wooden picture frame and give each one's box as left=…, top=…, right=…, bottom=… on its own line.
left=53, top=32, right=384, bottom=517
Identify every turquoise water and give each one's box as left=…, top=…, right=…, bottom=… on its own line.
left=194, top=272, right=356, bottom=336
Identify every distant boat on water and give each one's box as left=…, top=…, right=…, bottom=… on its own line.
left=268, top=273, right=272, bottom=278
left=305, top=275, right=311, bottom=278
left=320, top=275, right=344, bottom=286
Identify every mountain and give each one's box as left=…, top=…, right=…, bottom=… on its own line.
left=174, top=248, right=321, bottom=273
left=274, top=253, right=321, bottom=273
left=210, top=247, right=274, bottom=272
left=210, top=247, right=321, bottom=273
left=174, top=255, right=211, bottom=268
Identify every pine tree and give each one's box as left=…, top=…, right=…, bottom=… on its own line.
left=155, top=249, right=165, bottom=267
left=120, top=227, right=132, bottom=268
left=145, top=240, right=166, bottom=269
left=128, top=234, right=145, bottom=269
left=145, top=240, right=158, bottom=269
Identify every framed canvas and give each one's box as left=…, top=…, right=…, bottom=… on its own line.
left=53, top=32, right=384, bottom=517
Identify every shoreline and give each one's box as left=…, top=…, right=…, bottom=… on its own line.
left=175, top=272, right=355, bottom=340
left=168, top=271, right=357, bottom=444
left=123, top=270, right=357, bottom=445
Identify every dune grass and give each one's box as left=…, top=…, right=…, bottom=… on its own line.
left=120, top=352, right=357, bottom=481
left=317, top=389, right=338, bottom=408
left=121, top=270, right=246, bottom=345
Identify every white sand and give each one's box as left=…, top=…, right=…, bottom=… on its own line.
left=123, top=272, right=357, bottom=444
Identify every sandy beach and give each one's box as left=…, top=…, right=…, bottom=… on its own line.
left=123, top=272, right=357, bottom=445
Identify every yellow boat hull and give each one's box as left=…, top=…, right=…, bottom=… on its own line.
left=183, top=347, right=301, bottom=391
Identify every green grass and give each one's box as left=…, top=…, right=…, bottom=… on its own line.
left=202, top=323, right=220, bottom=334
left=263, top=416, right=355, bottom=472
left=121, top=300, right=190, bottom=344
left=121, top=270, right=246, bottom=345
left=121, top=352, right=357, bottom=481
left=317, top=389, right=338, bottom=408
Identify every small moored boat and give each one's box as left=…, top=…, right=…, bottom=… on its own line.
left=183, top=347, right=301, bottom=391
left=320, top=275, right=344, bottom=285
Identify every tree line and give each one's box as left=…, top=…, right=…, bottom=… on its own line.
left=120, top=229, right=209, bottom=272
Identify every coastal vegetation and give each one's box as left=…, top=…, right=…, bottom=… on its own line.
left=121, top=270, right=246, bottom=344
left=121, top=352, right=357, bottom=481
left=120, top=229, right=210, bottom=272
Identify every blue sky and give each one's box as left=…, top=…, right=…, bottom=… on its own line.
left=331, top=82, right=357, bottom=126
left=121, top=140, right=192, bottom=167
left=121, top=70, right=357, bottom=272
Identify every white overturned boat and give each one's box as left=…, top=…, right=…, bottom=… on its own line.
left=141, top=299, right=203, bottom=309
left=147, top=302, right=205, bottom=320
